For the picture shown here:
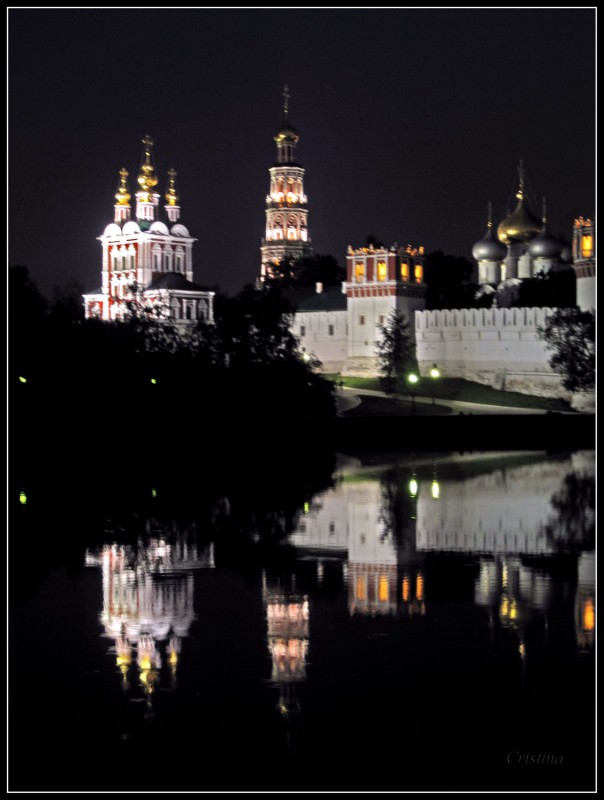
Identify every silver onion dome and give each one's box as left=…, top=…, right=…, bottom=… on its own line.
left=472, top=226, right=508, bottom=262
left=528, top=225, right=563, bottom=259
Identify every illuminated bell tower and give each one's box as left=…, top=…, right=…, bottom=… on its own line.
left=260, top=85, right=312, bottom=282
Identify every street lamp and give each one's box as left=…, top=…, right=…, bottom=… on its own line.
left=407, top=372, right=419, bottom=414
left=429, top=364, right=440, bottom=404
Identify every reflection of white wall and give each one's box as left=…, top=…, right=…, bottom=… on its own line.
left=417, top=458, right=579, bottom=555
left=289, top=488, right=349, bottom=552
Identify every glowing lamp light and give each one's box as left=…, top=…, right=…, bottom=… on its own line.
left=151, top=488, right=157, bottom=498
left=430, top=365, right=441, bottom=379
left=19, top=490, right=27, bottom=506
left=431, top=480, right=440, bottom=499
left=150, top=378, right=157, bottom=385
left=18, top=376, right=27, bottom=383
left=302, top=352, right=310, bottom=363
left=303, top=501, right=310, bottom=514
left=409, top=478, right=418, bottom=498
left=407, top=373, right=419, bottom=384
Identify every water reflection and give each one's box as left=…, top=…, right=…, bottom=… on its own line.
left=289, top=450, right=595, bottom=653
left=85, top=519, right=214, bottom=716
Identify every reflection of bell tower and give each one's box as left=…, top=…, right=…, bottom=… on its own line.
left=573, top=216, right=596, bottom=311
left=260, top=85, right=312, bottom=283
left=262, top=571, right=309, bottom=716
left=575, top=552, right=595, bottom=652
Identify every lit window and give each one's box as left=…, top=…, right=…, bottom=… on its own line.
left=378, top=576, right=389, bottom=602
left=401, top=262, right=409, bottom=281
left=356, top=577, right=367, bottom=601
left=582, top=234, right=593, bottom=258
left=377, top=260, right=387, bottom=281
left=359, top=315, right=365, bottom=325
left=414, top=264, right=423, bottom=283
left=355, top=262, right=365, bottom=282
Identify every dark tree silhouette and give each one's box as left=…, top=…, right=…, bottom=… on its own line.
left=376, top=310, right=418, bottom=399
left=538, top=308, right=595, bottom=393
left=424, top=250, right=478, bottom=310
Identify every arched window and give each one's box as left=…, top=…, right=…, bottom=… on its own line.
left=414, top=264, right=423, bottom=283
left=355, top=263, right=365, bottom=283
left=400, top=262, right=409, bottom=281
left=377, top=261, right=387, bottom=281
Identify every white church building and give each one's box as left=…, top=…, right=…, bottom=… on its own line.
left=83, top=135, right=214, bottom=327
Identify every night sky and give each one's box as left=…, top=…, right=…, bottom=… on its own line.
left=9, top=8, right=596, bottom=298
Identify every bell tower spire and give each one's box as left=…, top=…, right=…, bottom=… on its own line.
left=260, top=87, right=312, bottom=283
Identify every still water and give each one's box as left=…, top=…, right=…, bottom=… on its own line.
left=10, top=450, right=595, bottom=792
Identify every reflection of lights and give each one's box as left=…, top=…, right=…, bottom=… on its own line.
left=151, top=488, right=157, bottom=498
left=378, top=575, right=389, bottom=602
left=431, top=480, right=440, bottom=499
left=150, top=378, right=157, bottom=385
left=416, top=574, right=424, bottom=601
left=19, top=490, right=27, bottom=505
left=18, top=376, right=27, bottom=383
left=356, top=577, right=367, bottom=601
left=583, top=599, right=595, bottom=631
left=519, top=642, right=526, bottom=659
left=402, top=576, right=410, bottom=602
left=502, top=565, right=508, bottom=589
left=409, top=478, right=418, bottom=498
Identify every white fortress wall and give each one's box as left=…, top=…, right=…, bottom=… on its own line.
left=295, top=309, right=347, bottom=372
left=415, top=306, right=568, bottom=398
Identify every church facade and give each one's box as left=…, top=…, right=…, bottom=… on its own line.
left=83, top=135, right=214, bottom=328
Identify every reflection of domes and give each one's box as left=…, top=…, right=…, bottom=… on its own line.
left=472, top=226, right=508, bottom=261
left=497, top=196, right=542, bottom=244
left=528, top=225, right=563, bottom=259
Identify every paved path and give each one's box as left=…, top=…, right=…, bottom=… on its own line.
left=336, top=386, right=556, bottom=416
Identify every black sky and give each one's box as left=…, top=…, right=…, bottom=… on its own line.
left=9, top=8, right=596, bottom=298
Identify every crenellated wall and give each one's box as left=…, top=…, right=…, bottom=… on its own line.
left=415, top=306, right=570, bottom=398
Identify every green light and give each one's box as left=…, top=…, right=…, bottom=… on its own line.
left=430, top=366, right=441, bottom=379
left=431, top=480, right=440, bottom=499
left=18, top=376, right=27, bottom=384
left=409, top=478, right=418, bottom=498
left=407, top=373, right=419, bottom=384
left=151, top=488, right=157, bottom=498
left=19, top=490, right=27, bottom=506
left=303, top=501, right=310, bottom=513
left=150, top=378, right=157, bottom=385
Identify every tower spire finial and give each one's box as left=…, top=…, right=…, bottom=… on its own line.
left=516, top=159, right=525, bottom=199
left=283, top=84, right=290, bottom=117
left=165, top=168, right=179, bottom=206
left=541, top=196, right=547, bottom=224
left=487, top=201, right=493, bottom=229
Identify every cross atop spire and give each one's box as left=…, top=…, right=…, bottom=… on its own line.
left=487, top=201, right=493, bottom=229
left=516, top=159, right=525, bottom=199
left=283, top=84, right=290, bottom=117
left=541, top=196, right=547, bottom=224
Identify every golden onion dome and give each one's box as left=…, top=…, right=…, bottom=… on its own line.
left=274, top=120, right=300, bottom=144
left=496, top=194, right=542, bottom=245
left=138, top=134, right=158, bottom=193
left=115, top=168, right=131, bottom=206
left=165, top=168, right=179, bottom=206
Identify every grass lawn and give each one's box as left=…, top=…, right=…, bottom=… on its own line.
left=343, top=394, right=453, bottom=417
left=326, top=374, right=571, bottom=411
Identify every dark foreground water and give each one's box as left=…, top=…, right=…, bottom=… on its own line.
left=9, top=450, right=595, bottom=792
